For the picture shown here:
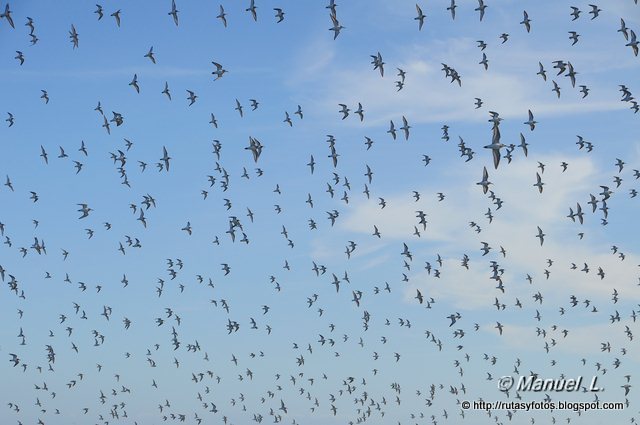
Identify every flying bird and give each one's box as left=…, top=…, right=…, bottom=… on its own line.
left=169, top=0, right=179, bottom=26
left=245, top=137, right=263, bottom=162
left=536, top=226, right=545, bottom=246
left=144, top=46, right=156, bottom=63
left=388, top=120, right=397, bottom=140
left=570, top=6, right=581, bottom=20
left=524, top=110, right=537, bottom=130
left=329, top=12, right=344, bottom=39
left=14, top=50, right=24, bottom=65
left=533, top=172, right=544, bottom=193
left=77, top=203, right=92, bottom=219
left=246, top=0, right=258, bottom=21
left=484, top=138, right=505, bottom=169
left=415, top=4, right=426, bottom=30
left=477, top=166, right=491, bottom=194
left=162, top=82, right=171, bottom=100
left=520, top=10, right=531, bottom=32
left=160, top=146, right=171, bottom=171
left=400, top=116, right=410, bottom=140
left=447, top=0, right=457, bottom=20
left=1, top=3, right=14, bottom=28
left=475, top=0, right=487, bottom=21
left=129, top=74, right=140, bottom=93
left=111, top=9, right=121, bottom=27
left=186, top=90, right=197, bottom=105
left=626, top=30, right=638, bottom=56
left=274, top=8, right=285, bottom=23
left=217, top=5, right=228, bottom=27
left=212, top=61, right=227, bottom=80
left=69, top=24, right=79, bottom=48
left=569, top=31, right=580, bottom=45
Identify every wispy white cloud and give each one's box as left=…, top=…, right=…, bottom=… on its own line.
left=290, top=23, right=635, bottom=125
left=495, top=319, right=638, bottom=358
left=0, top=66, right=211, bottom=79
left=287, top=36, right=336, bottom=86
left=339, top=152, right=640, bottom=310
left=312, top=56, right=627, bottom=125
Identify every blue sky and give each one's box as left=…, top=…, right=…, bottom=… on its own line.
left=1, top=1, right=639, bottom=424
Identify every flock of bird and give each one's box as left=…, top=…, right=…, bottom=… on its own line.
left=1, top=1, right=639, bottom=425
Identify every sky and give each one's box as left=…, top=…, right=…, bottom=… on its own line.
left=0, top=1, right=639, bottom=424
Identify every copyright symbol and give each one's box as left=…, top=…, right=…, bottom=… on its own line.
left=462, top=401, right=470, bottom=410
left=498, top=376, right=514, bottom=392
